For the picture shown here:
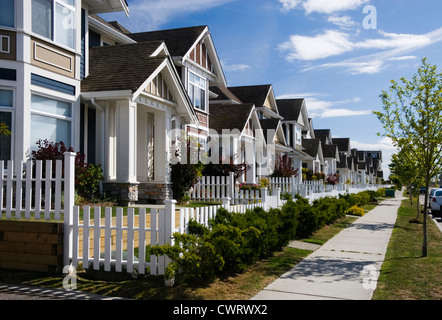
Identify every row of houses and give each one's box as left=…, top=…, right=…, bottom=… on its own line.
left=0, top=0, right=383, bottom=205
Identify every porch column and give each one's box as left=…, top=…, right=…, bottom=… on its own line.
left=116, top=99, right=137, bottom=183
left=293, top=158, right=303, bottom=183
left=245, top=139, right=256, bottom=184
left=154, top=110, right=171, bottom=182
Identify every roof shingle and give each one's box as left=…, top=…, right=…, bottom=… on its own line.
left=82, top=41, right=165, bottom=93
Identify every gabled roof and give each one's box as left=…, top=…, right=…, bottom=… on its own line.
left=276, top=99, right=303, bottom=121
left=209, top=86, right=242, bottom=104
left=259, top=118, right=283, bottom=144
left=315, top=129, right=334, bottom=146
left=322, top=144, right=339, bottom=159
left=209, top=103, right=255, bottom=134
left=302, top=138, right=322, bottom=159
left=129, top=25, right=226, bottom=86
left=81, top=40, right=197, bottom=123
left=332, top=138, right=351, bottom=154
left=129, top=26, right=207, bottom=57
left=227, top=85, right=270, bottom=106
left=227, top=84, right=279, bottom=112
left=82, top=41, right=165, bottom=93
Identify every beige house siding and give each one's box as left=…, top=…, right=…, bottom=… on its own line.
left=30, top=38, right=75, bottom=78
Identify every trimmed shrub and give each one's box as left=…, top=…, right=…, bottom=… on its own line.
left=151, top=189, right=381, bottom=283
left=346, top=205, right=365, bottom=216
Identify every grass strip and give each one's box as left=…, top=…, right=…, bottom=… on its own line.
left=373, top=198, right=442, bottom=300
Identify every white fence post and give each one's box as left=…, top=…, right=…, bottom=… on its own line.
left=63, top=152, right=76, bottom=267
left=260, top=187, right=268, bottom=211
left=163, top=199, right=176, bottom=275
left=222, top=197, right=231, bottom=209
left=228, top=172, right=235, bottom=199
left=274, top=187, right=281, bottom=208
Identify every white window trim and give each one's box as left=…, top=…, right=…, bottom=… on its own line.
left=0, top=36, right=10, bottom=54
left=0, top=87, right=15, bottom=161
left=30, top=91, right=74, bottom=147
left=188, top=70, right=207, bottom=112
left=31, top=0, right=77, bottom=51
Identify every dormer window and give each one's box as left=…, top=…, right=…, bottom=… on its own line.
left=188, top=71, right=206, bottom=112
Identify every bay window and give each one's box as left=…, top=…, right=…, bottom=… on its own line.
left=0, top=89, right=13, bottom=161
left=0, top=0, right=15, bottom=28
left=188, top=72, right=206, bottom=112
left=32, top=0, right=76, bottom=49
left=30, top=94, right=72, bottom=150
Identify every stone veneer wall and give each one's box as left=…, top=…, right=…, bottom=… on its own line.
left=103, top=182, right=173, bottom=205
left=138, top=182, right=173, bottom=204
left=103, top=183, right=139, bottom=206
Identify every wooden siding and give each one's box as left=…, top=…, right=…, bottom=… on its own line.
left=31, top=38, right=76, bottom=78
left=144, top=73, right=175, bottom=102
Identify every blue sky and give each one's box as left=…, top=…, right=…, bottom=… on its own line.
left=101, top=0, right=442, bottom=179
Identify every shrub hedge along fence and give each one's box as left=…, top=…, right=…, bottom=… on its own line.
left=150, top=188, right=385, bottom=282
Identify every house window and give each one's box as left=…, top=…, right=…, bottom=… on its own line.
left=188, top=71, right=206, bottom=112
left=30, top=94, right=72, bottom=150
left=295, top=126, right=302, bottom=145
left=32, top=0, right=76, bottom=49
left=0, top=89, right=13, bottom=161
left=0, top=0, right=15, bottom=28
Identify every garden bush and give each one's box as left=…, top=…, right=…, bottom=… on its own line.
left=31, top=139, right=104, bottom=201
left=150, top=190, right=381, bottom=283
left=346, top=205, right=365, bottom=216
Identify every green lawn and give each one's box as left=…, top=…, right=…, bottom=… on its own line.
left=373, top=198, right=442, bottom=300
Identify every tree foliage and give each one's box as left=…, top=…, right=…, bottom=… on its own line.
left=373, top=58, right=442, bottom=256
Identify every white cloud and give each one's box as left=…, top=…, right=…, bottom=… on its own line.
left=280, top=27, right=442, bottom=74
left=222, top=61, right=251, bottom=72
left=328, top=16, right=356, bottom=28
left=279, top=30, right=354, bottom=61
left=279, top=0, right=303, bottom=12
left=302, top=0, right=370, bottom=14
left=107, top=0, right=238, bottom=31
left=279, top=0, right=370, bottom=14
left=302, top=60, right=384, bottom=74
left=279, top=29, right=433, bottom=62
left=277, top=93, right=370, bottom=118
left=387, top=56, right=417, bottom=61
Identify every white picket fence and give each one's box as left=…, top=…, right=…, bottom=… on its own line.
left=1, top=156, right=386, bottom=278
left=0, top=153, right=76, bottom=267
left=68, top=195, right=275, bottom=276
left=192, top=174, right=386, bottom=204
left=0, top=153, right=75, bottom=221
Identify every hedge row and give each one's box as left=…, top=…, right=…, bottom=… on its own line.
left=150, top=189, right=384, bottom=282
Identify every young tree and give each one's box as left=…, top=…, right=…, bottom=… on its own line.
left=373, top=58, right=442, bottom=257
left=389, top=151, right=422, bottom=216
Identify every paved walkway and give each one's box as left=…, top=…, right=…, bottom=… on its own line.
left=0, top=283, right=125, bottom=300
left=252, top=194, right=406, bottom=300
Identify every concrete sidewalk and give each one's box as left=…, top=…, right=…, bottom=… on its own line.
left=252, top=194, right=406, bottom=300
